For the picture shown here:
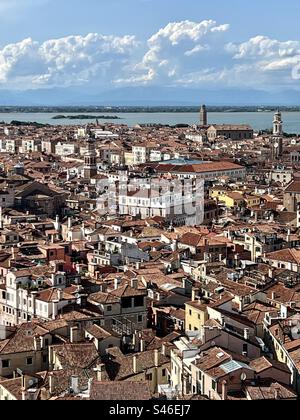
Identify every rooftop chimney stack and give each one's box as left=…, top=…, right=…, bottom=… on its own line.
left=192, top=289, right=197, bottom=302
left=244, top=328, right=250, bottom=341
left=70, top=375, right=79, bottom=395
left=131, top=278, right=138, bottom=289
left=52, top=300, right=59, bottom=320
left=54, top=215, right=60, bottom=232
left=114, top=277, right=120, bottom=290
left=70, top=326, right=80, bottom=343
left=133, top=355, right=139, bottom=374
left=57, top=289, right=63, bottom=301
left=222, top=380, right=228, bottom=401
left=49, top=374, right=55, bottom=395
left=34, top=336, right=42, bottom=351
left=154, top=349, right=159, bottom=368
left=96, top=364, right=106, bottom=382
left=287, top=228, right=291, bottom=243
left=68, top=217, right=72, bottom=230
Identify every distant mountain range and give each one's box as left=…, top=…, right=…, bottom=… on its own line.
left=0, top=86, right=300, bottom=106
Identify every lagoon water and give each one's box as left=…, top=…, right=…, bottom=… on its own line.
left=0, top=111, right=300, bottom=133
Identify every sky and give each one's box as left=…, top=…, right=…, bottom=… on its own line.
left=0, top=0, right=300, bottom=104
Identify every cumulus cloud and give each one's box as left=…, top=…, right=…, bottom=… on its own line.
left=0, top=33, right=139, bottom=89
left=224, top=36, right=300, bottom=89
left=1, top=20, right=300, bottom=92
left=226, top=36, right=300, bottom=59
left=116, top=20, right=230, bottom=86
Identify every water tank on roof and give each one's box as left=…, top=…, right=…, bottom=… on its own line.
left=14, top=162, right=25, bottom=176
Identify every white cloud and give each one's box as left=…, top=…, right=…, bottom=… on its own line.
left=226, top=36, right=300, bottom=59
left=0, top=33, right=139, bottom=89
left=184, top=45, right=209, bottom=57
left=117, top=20, right=230, bottom=86
left=224, top=36, right=300, bottom=89
left=1, top=20, right=300, bottom=92
left=147, top=20, right=229, bottom=46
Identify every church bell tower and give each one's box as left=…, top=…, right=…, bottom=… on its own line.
left=271, top=110, right=283, bottom=160
left=200, top=105, right=208, bottom=126
left=83, top=137, right=97, bottom=180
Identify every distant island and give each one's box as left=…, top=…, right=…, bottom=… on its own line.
left=7, top=120, right=49, bottom=128
left=52, top=114, right=121, bottom=120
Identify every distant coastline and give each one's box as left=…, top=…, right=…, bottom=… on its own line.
left=1, top=106, right=300, bottom=114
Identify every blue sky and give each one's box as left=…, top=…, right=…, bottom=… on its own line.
left=1, top=0, right=300, bottom=44
left=0, top=0, right=300, bottom=104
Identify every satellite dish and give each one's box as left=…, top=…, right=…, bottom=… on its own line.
left=241, top=373, right=247, bottom=382
left=291, top=326, right=300, bottom=340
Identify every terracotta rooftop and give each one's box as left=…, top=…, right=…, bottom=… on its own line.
left=90, top=381, right=152, bottom=400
